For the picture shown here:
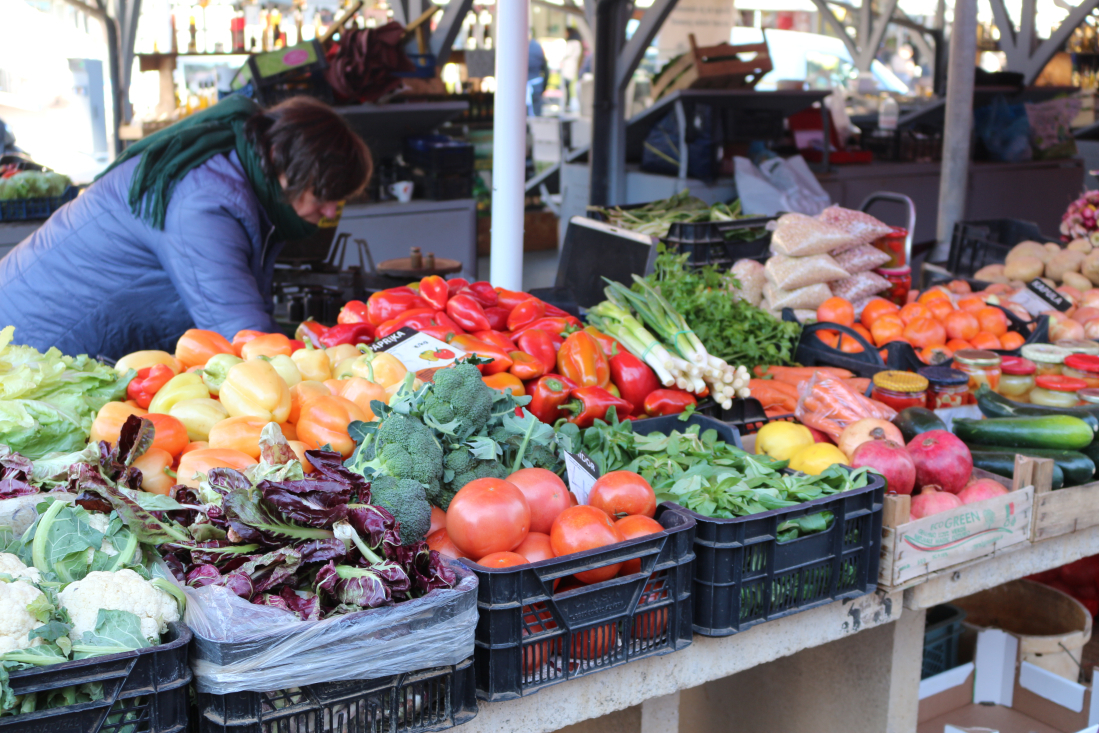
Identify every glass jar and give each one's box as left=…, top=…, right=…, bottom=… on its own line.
left=1020, top=344, right=1072, bottom=377
left=1056, top=339, right=1099, bottom=357
left=1063, top=354, right=1099, bottom=388
left=1079, top=388, right=1099, bottom=405
left=1029, top=375, right=1087, bottom=407
left=918, top=366, right=969, bottom=410
left=871, top=370, right=929, bottom=412
left=998, top=356, right=1037, bottom=403
left=952, top=349, right=1002, bottom=403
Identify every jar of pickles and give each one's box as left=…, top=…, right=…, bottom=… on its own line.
left=918, top=366, right=969, bottom=409
left=871, top=370, right=929, bottom=412
left=998, top=356, right=1036, bottom=402
left=1062, top=354, right=1099, bottom=388
left=1020, top=344, right=1072, bottom=377
left=1079, top=388, right=1099, bottom=406
left=1029, top=375, right=1086, bottom=407
left=952, top=349, right=1002, bottom=403
left=1056, top=340, right=1099, bottom=357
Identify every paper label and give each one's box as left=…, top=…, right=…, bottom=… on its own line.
left=1012, top=278, right=1071, bottom=316
left=369, top=327, right=465, bottom=372
left=564, top=451, right=600, bottom=505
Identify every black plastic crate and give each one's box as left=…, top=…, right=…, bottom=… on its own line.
left=668, top=469, right=885, bottom=637
left=943, top=219, right=1058, bottom=279
left=413, top=172, right=473, bottom=201
left=628, top=412, right=743, bottom=448
left=0, top=186, right=78, bottom=222
left=464, top=505, right=694, bottom=701
left=861, top=128, right=943, bottom=162
left=194, top=658, right=476, bottom=733
left=922, top=604, right=967, bottom=679
left=0, top=623, right=191, bottom=733
left=704, top=397, right=796, bottom=435
left=404, top=136, right=475, bottom=175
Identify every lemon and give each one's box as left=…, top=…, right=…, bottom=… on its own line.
left=788, top=443, right=849, bottom=476
left=755, top=421, right=815, bottom=462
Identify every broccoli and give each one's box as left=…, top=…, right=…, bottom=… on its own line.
left=439, top=446, right=509, bottom=509
left=350, top=412, right=444, bottom=499
left=368, top=475, right=433, bottom=545
left=488, top=427, right=563, bottom=475
left=422, top=363, right=495, bottom=439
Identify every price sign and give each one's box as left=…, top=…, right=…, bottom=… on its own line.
left=369, top=327, right=466, bottom=372
left=564, top=450, right=600, bottom=505
left=1013, top=279, right=1072, bottom=316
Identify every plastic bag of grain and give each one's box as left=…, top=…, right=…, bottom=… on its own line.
left=765, top=253, right=849, bottom=290
left=730, top=259, right=766, bottom=306
left=818, top=206, right=893, bottom=249
left=834, top=244, right=892, bottom=274
left=830, top=271, right=891, bottom=301
left=769, top=213, right=860, bottom=256
left=763, top=282, right=833, bottom=310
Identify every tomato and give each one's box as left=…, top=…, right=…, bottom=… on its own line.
left=522, top=604, right=558, bottom=677
left=569, top=492, right=578, bottom=506
left=587, top=471, right=656, bottom=519
left=131, top=447, right=175, bottom=495
left=615, top=515, right=664, bottom=575
left=632, top=581, right=668, bottom=642
left=477, top=551, right=528, bottom=568
left=429, top=506, right=447, bottom=535
left=549, top=505, right=624, bottom=584
left=446, top=478, right=531, bottom=558
left=147, top=413, right=189, bottom=457
left=507, top=468, right=571, bottom=534
left=571, top=623, right=616, bottom=660
left=513, top=532, right=555, bottom=563
left=426, top=528, right=468, bottom=559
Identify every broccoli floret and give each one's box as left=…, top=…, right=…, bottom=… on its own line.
left=437, top=446, right=509, bottom=509
left=422, top=363, right=495, bottom=439
left=351, top=413, right=444, bottom=498
left=369, top=475, right=433, bottom=545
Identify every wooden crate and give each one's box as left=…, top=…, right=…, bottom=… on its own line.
left=878, top=470, right=1034, bottom=591
left=1013, top=455, right=1099, bottom=542
left=652, top=34, right=772, bottom=101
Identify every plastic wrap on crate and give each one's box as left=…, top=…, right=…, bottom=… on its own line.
left=186, top=561, right=478, bottom=694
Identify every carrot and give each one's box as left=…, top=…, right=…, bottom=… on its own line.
left=748, top=380, right=798, bottom=413
left=756, top=365, right=854, bottom=386
left=844, top=378, right=871, bottom=395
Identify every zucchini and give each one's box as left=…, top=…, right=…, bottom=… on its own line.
left=976, top=386, right=1099, bottom=433
left=965, top=444, right=1095, bottom=486
left=971, top=451, right=1064, bottom=489
left=892, top=407, right=946, bottom=444
left=953, top=415, right=1096, bottom=451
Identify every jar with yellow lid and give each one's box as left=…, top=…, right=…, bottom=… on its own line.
left=998, top=356, right=1036, bottom=402
left=1056, top=339, right=1099, bottom=356
left=870, top=371, right=929, bottom=412
left=1020, top=344, right=1072, bottom=376
left=1029, top=375, right=1086, bottom=407
left=1079, top=388, right=1099, bottom=405
left=952, top=349, right=1002, bottom=403
left=1063, top=354, right=1099, bottom=388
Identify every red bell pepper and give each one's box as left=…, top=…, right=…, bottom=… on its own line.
left=446, top=293, right=492, bottom=331
left=543, top=302, right=572, bottom=319
left=295, top=319, right=329, bottom=349
left=584, top=326, right=621, bottom=358
left=463, top=281, right=499, bottom=307
left=516, top=329, right=558, bottom=373
left=366, top=289, right=430, bottom=326
left=556, top=331, right=610, bottom=388
left=483, top=306, right=511, bottom=331
left=507, top=298, right=547, bottom=331
left=643, top=389, right=698, bottom=417
left=126, top=364, right=175, bottom=409
left=510, top=316, right=581, bottom=339
left=562, top=386, right=633, bottom=427
left=508, top=351, right=545, bottom=381
left=448, top=334, right=513, bottom=374
left=376, top=309, right=465, bottom=340
left=318, top=323, right=375, bottom=347
left=446, top=278, right=470, bottom=297
left=418, top=325, right=462, bottom=342
left=474, top=330, right=517, bottom=353
left=609, top=350, right=661, bottom=415
left=337, top=300, right=370, bottom=325
left=289, top=339, right=305, bottom=352
left=527, top=375, right=577, bottom=424
left=419, top=275, right=450, bottom=310
left=495, top=288, right=531, bottom=312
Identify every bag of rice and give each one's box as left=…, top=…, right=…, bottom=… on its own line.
left=817, top=206, right=893, bottom=249
left=730, top=259, right=766, bottom=306
left=765, top=254, right=849, bottom=290
left=770, top=213, right=860, bottom=256
left=763, top=282, right=833, bottom=310
left=830, top=271, right=891, bottom=302
left=833, top=244, right=892, bottom=274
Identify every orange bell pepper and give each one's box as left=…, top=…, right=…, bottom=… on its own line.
left=231, top=329, right=266, bottom=357
left=181, top=441, right=209, bottom=455
left=176, top=329, right=235, bottom=369
left=556, top=331, right=610, bottom=388
left=177, top=448, right=258, bottom=488
left=208, top=416, right=271, bottom=459
left=146, top=413, right=190, bottom=457
left=288, top=381, right=333, bottom=424
left=334, top=377, right=387, bottom=420
left=508, top=351, right=545, bottom=381
left=449, top=334, right=513, bottom=375
left=288, top=440, right=316, bottom=472
left=89, top=402, right=147, bottom=445
left=296, top=395, right=368, bottom=457
left=241, top=333, right=293, bottom=360
left=483, top=372, right=525, bottom=396
left=132, top=447, right=175, bottom=495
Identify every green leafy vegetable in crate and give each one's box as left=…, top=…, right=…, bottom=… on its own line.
left=588, top=190, right=765, bottom=241
left=0, top=170, right=71, bottom=201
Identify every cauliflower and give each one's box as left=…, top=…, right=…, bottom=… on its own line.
left=0, top=553, right=41, bottom=584
left=87, top=513, right=118, bottom=557
left=0, top=580, right=46, bottom=655
left=59, top=570, right=180, bottom=643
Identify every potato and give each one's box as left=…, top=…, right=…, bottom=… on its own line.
left=1068, top=238, right=1093, bottom=254
left=1064, top=271, right=1093, bottom=292
left=1046, top=250, right=1086, bottom=282
left=974, top=264, right=1008, bottom=283
left=1006, top=241, right=1053, bottom=264
left=1083, top=250, right=1099, bottom=285
left=1003, top=256, right=1044, bottom=281
left=1045, top=242, right=1063, bottom=257
left=1041, top=277, right=1057, bottom=288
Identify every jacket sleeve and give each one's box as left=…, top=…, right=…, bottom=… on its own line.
left=155, top=193, right=281, bottom=340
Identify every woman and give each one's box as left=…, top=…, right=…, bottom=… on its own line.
left=0, top=95, right=371, bottom=359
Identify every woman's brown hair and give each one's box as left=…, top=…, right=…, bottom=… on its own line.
left=245, top=96, right=372, bottom=203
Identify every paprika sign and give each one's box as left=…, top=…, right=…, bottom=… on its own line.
left=564, top=450, right=600, bottom=505
left=370, top=327, right=466, bottom=373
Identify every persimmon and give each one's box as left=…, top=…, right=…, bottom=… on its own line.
left=999, top=332, right=1026, bottom=350
left=898, top=303, right=931, bottom=325
left=944, top=311, right=980, bottom=341
left=852, top=324, right=873, bottom=343
left=870, top=314, right=906, bottom=346
left=926, top=298, right=955, bottom=322
left=903, top=317, right=947, bottom=349
left=976, top=307, right=1009, bottom=337
left=920, top=345, right=954, bottom=365
left=946, top=339, right=974, bottom=352
left=970, top=332, right=1003, bottom=350
left=836, top=332, right=865, bottom=353
left=917, top=288, right=951, bottom=306
left=816, top=329, right=840, bottom=348
left=861, top=299, right=900, bottom=329
left=957, top=296, right=985, bottom=313
left=817, top=297, right=855, bottom=328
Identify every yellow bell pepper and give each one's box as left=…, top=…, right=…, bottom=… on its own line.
left=148, top=372, right=210, bottom=414
left=325, top=344, right=360, bottom=367
left=291, top=347, right=332, bottom=382
left=115, top=350, right=181, bottom=376
left=333, top=357, right=360, bottom=380
left=259, top=354, right=302, bottom=388
left=351, top=351, right=407, bottom=388
left=169, top=398, right=229, bottom=442
left=219, top=359, right=292, bottom=422
left=201, top=353, right=244, bottom=396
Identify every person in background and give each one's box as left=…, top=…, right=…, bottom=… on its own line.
left=560, top=27, right=584, bottom=112
left=528, top=36, right=548, bottom=116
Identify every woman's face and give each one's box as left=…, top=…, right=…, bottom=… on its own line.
left=280, top=175, right=340, bottom=224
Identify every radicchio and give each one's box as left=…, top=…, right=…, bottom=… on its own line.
left=0, top=446, right=35, bottom=499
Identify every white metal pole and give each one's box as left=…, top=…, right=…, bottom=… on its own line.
left=490, top=0, right=528, bottom=291
left=933, top=0, right=978, bottom=261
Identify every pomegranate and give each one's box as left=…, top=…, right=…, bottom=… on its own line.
left=906, top=430, right=973, bottom=494
left=910, top=485, right=962, bottom=520
left=838, top=418, right=904, bottom=460
left=956, top=478, right=1008, bottom=505
left=850, top=439, right=916, bottom=495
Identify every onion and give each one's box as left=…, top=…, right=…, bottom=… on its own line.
left=910, top=485, right=963, bottom=521
left=1073, top=306, right=1099, bottom=323
left=1051, top=317, right=1086, bottom=341
left=1085, top=319, right=1099, bottom=339
left=1083, top=289, right=1099, bottom=309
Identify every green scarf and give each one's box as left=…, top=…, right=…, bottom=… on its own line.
left=101, top=95, right=317, bottom=242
